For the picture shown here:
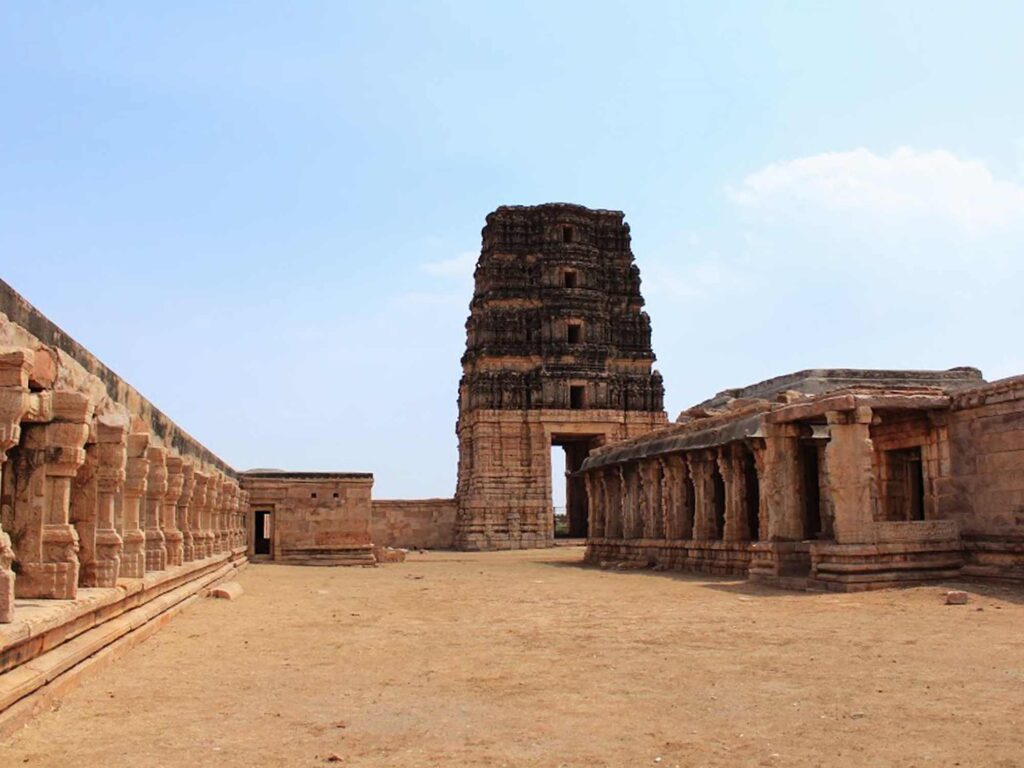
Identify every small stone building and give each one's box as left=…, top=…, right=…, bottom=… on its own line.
left=581, top=368, right=1024, bottom=590
left=241, top=471, right=375, bottom=565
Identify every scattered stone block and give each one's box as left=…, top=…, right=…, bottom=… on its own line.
left=209, top=582, right=243, bottom=601
left=945, top=590, right=969, bottom=605
left=372, top=546, right=407, bottom=564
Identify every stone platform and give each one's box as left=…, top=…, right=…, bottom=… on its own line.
left=0, top=549, right=245, bottom=738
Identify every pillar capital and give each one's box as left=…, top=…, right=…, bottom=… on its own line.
left=0, top=347, right=35, bottom=389
left=124, top=435, right=150, bottom=499
left=95, top=419, right=128, bottom=494
left=165, top=456, right=185, bottom=503
left=145, top=446, right=168, bottom=499
left=826, top=406, right=873, bottom=426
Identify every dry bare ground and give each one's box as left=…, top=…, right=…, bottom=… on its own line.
left=2, top=548, right=1023, bottom=767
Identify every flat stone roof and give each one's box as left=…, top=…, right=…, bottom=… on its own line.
left=691, top=367, right=984, bottom=412
left=241, top=470, right=373, bottom=480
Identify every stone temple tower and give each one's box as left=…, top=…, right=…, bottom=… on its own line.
left=454, top=203, right=667, bottom=550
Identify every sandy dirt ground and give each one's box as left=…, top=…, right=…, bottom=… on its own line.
left=2, top=547, right=1023, bottom=767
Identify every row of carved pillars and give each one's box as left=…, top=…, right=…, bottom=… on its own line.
left=585, top=443, right=763, bottom=543
left=584, top=415, right=877, bottom=545
left=0, top=347, right=248, bottom=623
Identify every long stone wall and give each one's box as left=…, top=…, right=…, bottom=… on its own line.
left=371, top=498, right=457, bottom=549
left=0, top=279, right=247, bottom=733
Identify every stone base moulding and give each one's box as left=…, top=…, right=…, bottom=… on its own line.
left=0, top=552, right=245, bottom=739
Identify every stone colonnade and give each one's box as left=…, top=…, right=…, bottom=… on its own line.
left=585, top=440, right=772, bottom=574
left=0, top=347, right=249, bottom=623
left=583, top=401, right=967, bottom=588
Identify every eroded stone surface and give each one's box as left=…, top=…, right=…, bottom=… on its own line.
left=454, top=204, right=667, bottom=550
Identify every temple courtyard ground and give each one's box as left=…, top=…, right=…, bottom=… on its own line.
left=2, top=548, right=1023, bottom=767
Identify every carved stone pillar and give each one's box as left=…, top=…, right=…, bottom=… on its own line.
left=605, top=467, right=623, bottom=539
left=217, top=480, right=233, bottom=554
left=144, top=446, right=167, bottom=571
left=121, top=434, right=149, bottom=578
left=204, top=475, right=220, bottom=558
left=661, top=454, right=689, bottom=540
left=760, top=423, right=804, bottom=541
left=689, top=450, right=717, bottom=540
left=163, top=456, right=184, bottom=567
left=719, top=445, right=747, bottom=542
left=640, top=459, right=664, bottom=539
left=237, top=489, right=249, bottom=548
left=586, top=471, right=604, bottom=539
left=14, top=392, right=92, bottom=599
left=190, top=473, right=209, bottom=559
left=0, top=348, right=35, bottom=621
left=231, top=485, right=243, bottom=550
left=92, top=419, right=126, bottom=586
left=72, top=418, right=127, bottom=588
left=824, top=408, right=879, bottom=545
left=178, top=464, right=196, bottom=562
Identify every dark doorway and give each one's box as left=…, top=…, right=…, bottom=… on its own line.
left=884, top=447, right=925, bottom=521
left=682, top=471, right=696, bottom=539
left=254, top=510, right=272, bottom=556
left=711, top=465, right=726, bottom=539
left=800, top=443, right=823, bottom=539
left=743, top=450, right=760, bottom=541
left=552, top=436, right=601, bottom=538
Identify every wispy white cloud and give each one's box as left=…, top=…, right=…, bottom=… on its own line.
left=728, top=147, right=1024, bottom=233
left=421, top=251, right=477, bottom=278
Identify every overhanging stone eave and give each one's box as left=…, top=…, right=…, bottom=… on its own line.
left=579, top=412, right=766, bottom=473
left=765, top=392, right=951, bottom=424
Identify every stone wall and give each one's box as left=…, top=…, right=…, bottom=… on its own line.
left=944, top=376, right=1024, bottom=577
left=580, top=374, right=1024, bottom=591
left=0, top=279, right=247, bottom=730
left=371, top=498, right=457, bottom=549
left=242, top=472, right=375, bottom=565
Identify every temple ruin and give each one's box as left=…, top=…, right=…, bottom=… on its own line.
left=581, top=367, right=1024, bottom=590
left=0, top=201, right=1023, bottom=735
left=454, top=204, right=667, bottom=549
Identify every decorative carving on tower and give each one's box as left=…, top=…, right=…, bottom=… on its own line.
left=454, top=204, right=667, bottom=550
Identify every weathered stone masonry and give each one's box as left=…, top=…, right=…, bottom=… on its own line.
left=454, top=204, right=667, bottom=550
left=0, top=279, right=249, bottom=732
left=582, top=367, right=1024, bottom=590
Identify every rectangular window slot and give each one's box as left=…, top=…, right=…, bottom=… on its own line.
left=563, top=270, right=578, bottom=288
left=567, top=322, right=582, bottom=344
left=570, top=385, right=585, bottom=410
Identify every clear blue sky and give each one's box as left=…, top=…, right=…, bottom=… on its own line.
left=3, top=2, right=1022, bottom=501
